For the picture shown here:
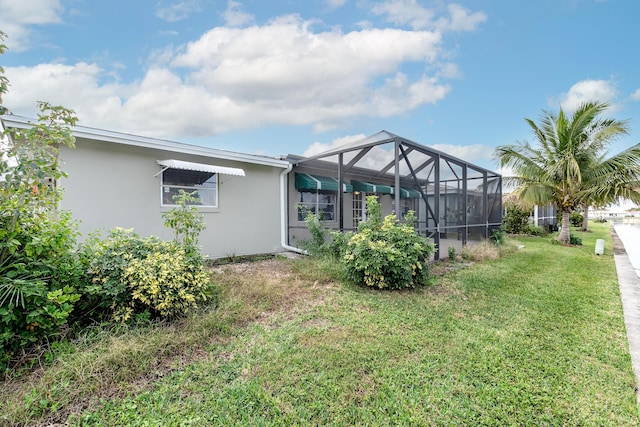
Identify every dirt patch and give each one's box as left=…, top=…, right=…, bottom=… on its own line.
left=212, top=258, right=337, bottom=327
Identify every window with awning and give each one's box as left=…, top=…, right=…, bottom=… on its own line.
left=158, top=159, right=245, bottom=207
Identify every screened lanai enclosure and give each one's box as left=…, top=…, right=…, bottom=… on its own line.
left=286, top=131, right=503, bottom=260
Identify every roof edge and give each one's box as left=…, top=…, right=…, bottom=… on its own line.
left=1, top=114, right=290, bottom=169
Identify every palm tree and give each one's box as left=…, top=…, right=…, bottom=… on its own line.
left=578, top=145, right=640, bottom=229
left=495, top=101, right=638, bottom=244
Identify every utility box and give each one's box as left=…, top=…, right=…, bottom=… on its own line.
left=595, top=239, right=605, bottom=255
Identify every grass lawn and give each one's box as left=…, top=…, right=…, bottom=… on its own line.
left=1, top=222, right=638, bottom=425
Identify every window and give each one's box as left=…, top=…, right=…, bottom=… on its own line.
left=392, top=198, right=415, bottom=217
left=297, top=190, right=336, bottom=221
left=352, top=192, right=364, bottom=228
left=161, top=168, right=217, bottom=207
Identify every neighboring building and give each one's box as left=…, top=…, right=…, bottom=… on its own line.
left=1, top=117, right=502, bottom=260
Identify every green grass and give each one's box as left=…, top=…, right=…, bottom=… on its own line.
left=1, top=222, right=638, bottom=425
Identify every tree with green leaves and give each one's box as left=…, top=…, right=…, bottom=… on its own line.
left=495, top=101, right=640, bottom=244
left=0, top=31, right=8, bottom=115
left=0, top=31, right=82, bottom=370
left=577, top=145, right=640, bottom=230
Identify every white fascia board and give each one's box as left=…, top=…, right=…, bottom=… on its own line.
left=0, top=115, right=290, bottom=169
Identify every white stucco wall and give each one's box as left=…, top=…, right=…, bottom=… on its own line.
left=59, top=138, right=285, bottom=259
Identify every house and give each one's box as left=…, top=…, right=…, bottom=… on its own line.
left=1, top=116, right=502, bottom=260
left=1, top=114, right=292, bottom=259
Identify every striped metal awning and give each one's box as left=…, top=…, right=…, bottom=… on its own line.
left=352, top=180, right=421, bottom=198
left=295, top=173, right=353, bottom=192
left=157, top=159, right=245, bottom=176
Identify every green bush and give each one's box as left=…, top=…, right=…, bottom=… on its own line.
left=80, top=191, right=212, bottom=322
left=502, top=203, right=531, bottom=234
left=0, top=212, right=83, bottom=370
left=301, top=211, right=329, bottom=257
left=121, top=241, right=212, bottom=319
left=570, top=211, right=584, bottom=228
left=448, top=246, right=457, bottom=261
left=162, top=190, right=205, bottom=255
left=79, top=228, right=155, bottom=318
left=80, top=229, right=213, bottom=322
left=343, top=196, right=433, bottom=290
left=569, top=235, right=583, bottom=246
left=489, top=228, right=505, bottom=246
left=328, top=230, right=353, bottom=259
left=300, top=211, right=353, bottom=260
left=556, top=210, right=585, bottom=228
left=526, top=224, right=549, bottom=237
left=0, top=98, right=82, bottom=371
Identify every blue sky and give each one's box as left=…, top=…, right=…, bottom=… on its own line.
left=1, top=0, right=639, bottom=173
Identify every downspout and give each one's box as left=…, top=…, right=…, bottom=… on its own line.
left=280, top=163, right=307, bottom=255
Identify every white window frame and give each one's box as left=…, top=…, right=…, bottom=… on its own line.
left=297, top=190, right=336, bottom=221
left=352, top=191, right=366, bottom=228
left=160, top=167, right=218, bottom=208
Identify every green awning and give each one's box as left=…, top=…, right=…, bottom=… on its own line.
left=391, top=187, right=422, bottom=199
left=352, top=180, right=421, bottom=198
left=295, top=173, right=353, bottom=192
left=351, top=180, right=393, bottom=194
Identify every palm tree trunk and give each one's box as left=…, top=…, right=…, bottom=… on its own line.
left=558, top=209, right=571, bottom=244
left=581, top=203, right=589, bottom=231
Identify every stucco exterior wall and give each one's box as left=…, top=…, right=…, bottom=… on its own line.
left=59, top=138, right=285, bottom=259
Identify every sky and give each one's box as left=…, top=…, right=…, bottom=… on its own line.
left=1, top=0, right=639, bottom=174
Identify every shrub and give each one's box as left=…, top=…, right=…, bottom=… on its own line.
left=162, top=190, right=205, bottom=255
left=301, top=211, right=329, bottom=257
left=343, top=196, right=434, bottom=290
left=79, top=228, right=154, bottom=319
left=121, top=242, right=212, bottom=319
left=448, top=246, right=457, bottom=261
left=556, top=210, right=585, bottom=228
left=299, top=211, right=353, bottom=260
left=570, top=211, right=584, bottom=228
left=80, top=229, right=213, bottom=322
left=328, top=230, right=353, bottom=259
left=0, top=212, right=82, bottom=368
left=569, top=235, right=583, bottom=246
left=489, top=228, right=505, bottom=246
left=526, top=224, right=549, bottom=237
left=502, top=203, right=531, bottom=234
left=0, top=95, right=82, bottom=371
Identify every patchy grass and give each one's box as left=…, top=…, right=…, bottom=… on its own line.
left=1, top=224, right=638, bottom=425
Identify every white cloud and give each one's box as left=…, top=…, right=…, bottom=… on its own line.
left=630, top=88, right=640, bottom=101
left=303, top=134, right=367, bottom=157
left=0, top=0, right=63, bottom=51
left=371, top=0, right=435, bottom=30
left=436, top=62, right=462, bottom=79
left=553, top=79, right=620, bottom=112
left=3, top=62, right=134, bottom=129
left=221, top=1, right=255, bottom=27
left=155, top=0, right=202, bottom=22
left=429, top=143, right=493, bottom=163
left=371, top=1, right=486, bottom=32
left=439, top=4, right=487, bottom=32
left=326, top=0, right=348, bottom=8
left=4, top=11, right=472, bottom=140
